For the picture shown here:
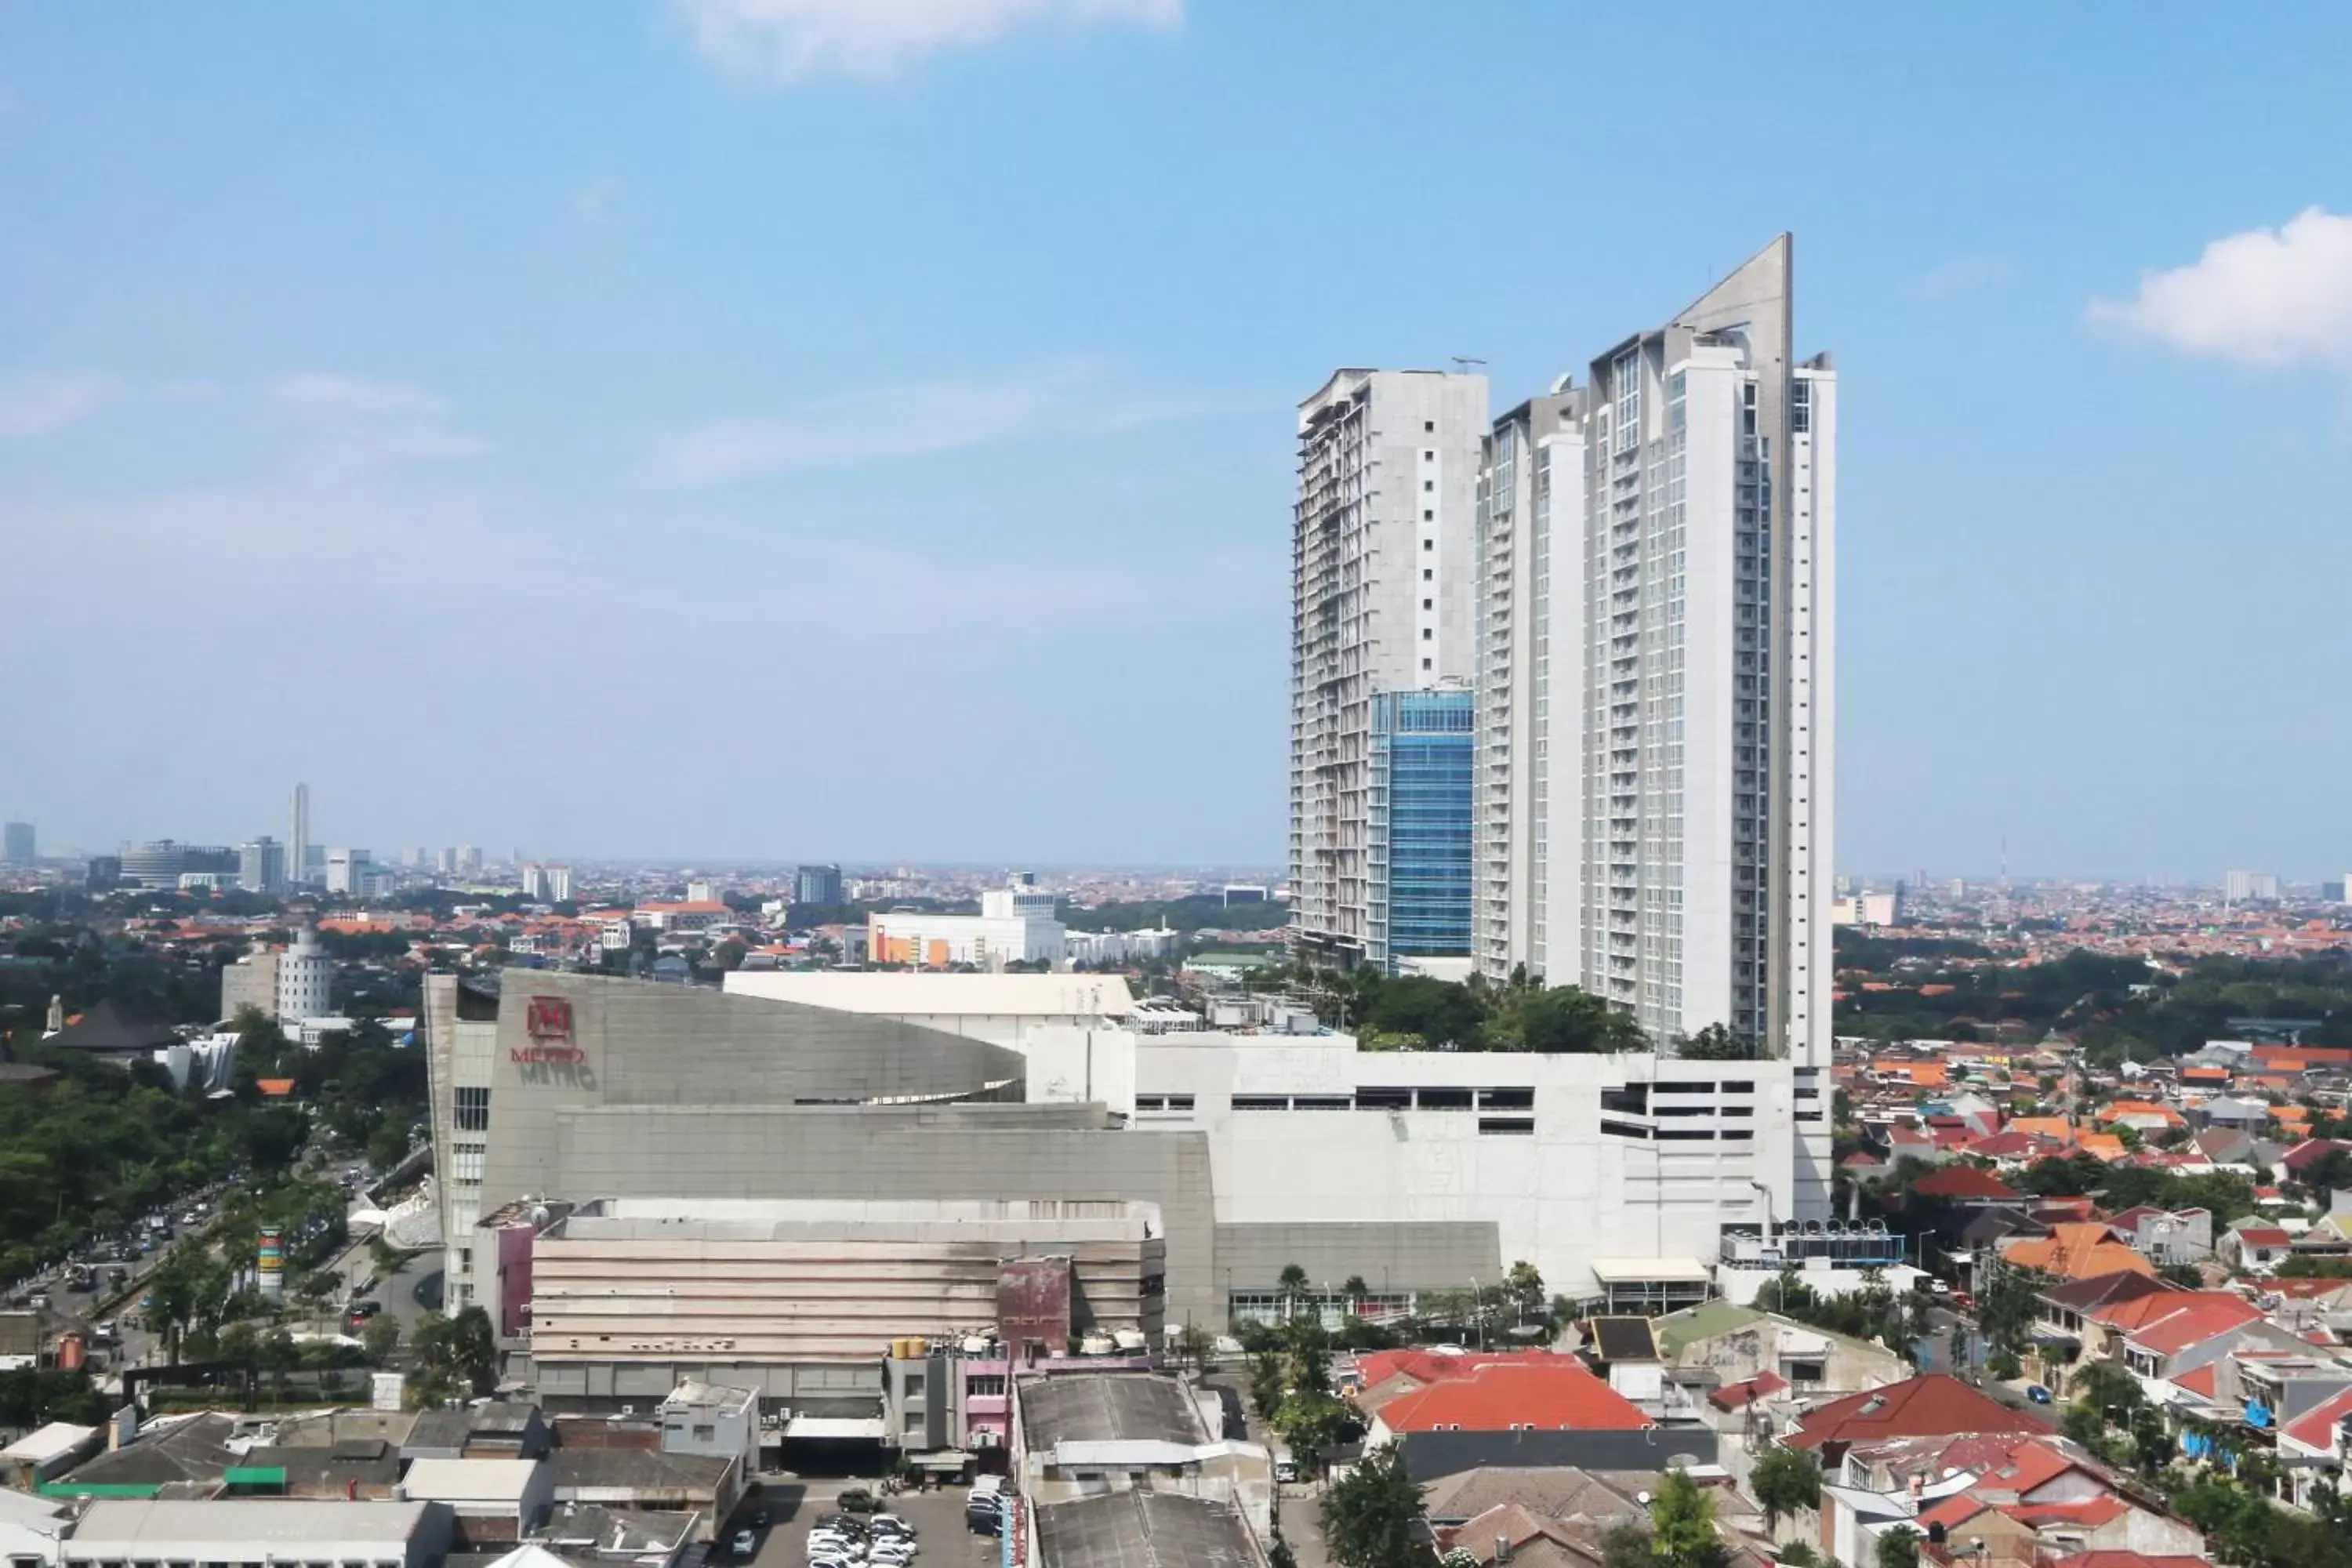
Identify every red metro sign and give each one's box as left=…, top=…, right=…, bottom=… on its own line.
left=513, top=995, right=586, bottom=1065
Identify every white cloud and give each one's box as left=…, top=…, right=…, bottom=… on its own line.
left=270, top=373, right=493, bottom=467
left=0, top=372, right=122, bottom=438
left=2088, top=207, right=2352, bottom=371
left=1914, top=254, right=2016, bottom=300
left=652, top=360, right=1259, bottom=485
left=669, top=0, right=1180, bottom=83
left=572, top=176, right=622, bottom=224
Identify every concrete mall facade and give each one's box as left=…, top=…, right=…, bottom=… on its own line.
left=426, top=973, right=1802, bottom=1402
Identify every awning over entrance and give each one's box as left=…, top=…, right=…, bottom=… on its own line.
left=782, top=1416, right=887, bottom=1440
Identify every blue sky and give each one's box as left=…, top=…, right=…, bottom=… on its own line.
left=4, top=2, right=2351, bottom=877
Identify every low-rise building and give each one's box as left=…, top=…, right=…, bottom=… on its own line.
left=867, top=877, right=1065, bottom=971
left=0, top=1488, right=71, bottom=1568
left=57, top=1500, right=454, bottom=1568
left=1012, top=1372, right=1272, bottom=1538
left=1032, top=1490, right=1267, bottom=1568
left=1356, top=1355, right=1695, bottom=1481
left=1654, top=1301, right=1907, bottom=1405
left=0, top=1423, right=100, bottom=1490
left=399, top=1458, right=554, bottom=1546
left=2220, top=1218, right=2296, bottom=1273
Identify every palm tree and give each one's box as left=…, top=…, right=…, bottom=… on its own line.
left=1278, top=1263, right=1309, bottom=1319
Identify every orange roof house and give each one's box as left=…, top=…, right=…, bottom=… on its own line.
left=2096, top=1101, right=2187, bottom=1129
left=2001, top=1223, right=2158, bottom=1281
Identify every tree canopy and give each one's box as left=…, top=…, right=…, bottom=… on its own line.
left=1319, top=1442, right=1425, bottom=1568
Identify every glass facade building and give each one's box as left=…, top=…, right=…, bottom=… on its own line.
left=1366, top=688, right=1475, bottom=971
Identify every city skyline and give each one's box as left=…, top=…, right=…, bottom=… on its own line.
left=5, top=5, right=2352, bottom=870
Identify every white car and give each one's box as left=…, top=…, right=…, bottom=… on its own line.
left=866, top=1549, right=913, bottom=1566
left=806, top=1537, right=861, bottom=1562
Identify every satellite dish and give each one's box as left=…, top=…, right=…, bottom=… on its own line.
left=1548, top=372, right=1575, bottom=396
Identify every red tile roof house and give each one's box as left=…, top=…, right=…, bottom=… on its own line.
left=1814, top=1432, right=2201, bottom=1567
left=1784, top=1374, right=2044, bottom=1467
left=2218, top=1218, right=2296, bottom=1274
left=2107, top=1294, right=2267, bottom=1385
left=1362, top=1359, right=1702, bottom=1481
left=2274, top=1382, right=2352, bottom=1512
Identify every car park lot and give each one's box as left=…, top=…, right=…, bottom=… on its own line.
left=750, top=1485, right=997, bottom=1568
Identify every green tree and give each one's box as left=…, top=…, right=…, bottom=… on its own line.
left=1599, top=1525, right=1654, bottom=1568
left=1680, top=1023, right=1755, bottom=1060
left=1319, top=1443, right=1425, bottom=1568
left=361, top=1316, right=401, bottom=1366
left=1511, top=985, right=1647, bottom=1054
left=1875, top=1526, right=1920, bottom=1568
left=1648, top=1469, right=1724, bottom=1568
left=1749, top=1446, right=1822, bottom=1535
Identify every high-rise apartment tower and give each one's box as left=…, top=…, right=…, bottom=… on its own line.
left=1470, top=237, right=1835, bottom=1214
left=1289, top=368, right=1486, bottom=970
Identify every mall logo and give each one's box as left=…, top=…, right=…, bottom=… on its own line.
left=514, top=995, right=586, bottom=1065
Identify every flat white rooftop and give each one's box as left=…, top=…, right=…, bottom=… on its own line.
left=1, top=1421, right=96, bottom=1465
left=725, top=972, right=1136, bottom=1018
left=67, top=1499, right=437, bottom=1546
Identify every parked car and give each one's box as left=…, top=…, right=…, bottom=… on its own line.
left=2026, top=1384, right=2053, bottom=1405
left=729, top=1529, right=757, bottom=1557
left=836, top=1489, right=879, bottom=1515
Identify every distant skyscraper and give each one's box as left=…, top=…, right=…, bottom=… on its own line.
left=289, top=784, right=310, bottom=889
left=1365, top=689, right=1475, bottom=971
left=794, top=865, right=844, bottom=907
left=2, top=822, right=33, bottom=865
left=122, top=840, right=188, bottom=889
left=2223, top=869, right=2277, bottom=903
left=459, top=845, right=482, bottom=873
left=686, top=878, right=715, bottom=905
left=1465, top=237, right=1835, bottom=1214
left=85, top=855, right=122, bottom=891
left=325, top=847, right=371, bottom=895
left=437, top=848, right=458, bottom=875
left=1289, top=367, right=1486, bottom=968
left=238, top=837, right=286, bottom=894
left=520, top=864, right=571, bottom=902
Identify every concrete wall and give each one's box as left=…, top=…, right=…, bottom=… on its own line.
left=542, top=1103, right=1222, bottom=1327
left=1131, top=1033, right=1793, bottom=1300
left=1212, top=1222, right=1497, bottom=1297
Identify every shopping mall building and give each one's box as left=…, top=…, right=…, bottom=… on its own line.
left=424, top=971, right=1812, bottom=1410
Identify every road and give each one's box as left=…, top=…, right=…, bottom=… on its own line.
left=11, top=1158, right=432, bottom=1381
left=1922, top=1306, right=2058, bottom=1422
